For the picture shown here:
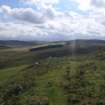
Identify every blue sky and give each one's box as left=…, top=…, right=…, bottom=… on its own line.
left=0, top=0, right=105, bottom=41
left=0, top=0, right=21, bottom=8
left=0, top=0, right=78, bottom=12
left=0, top=0, right=88, bottom=15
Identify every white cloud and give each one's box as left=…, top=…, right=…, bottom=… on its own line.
left=0, top=9, right=105, bottom=41
left=0, top=5, right=44, bottom=24
left=71, top=0, right=105, bottom=11
left=91, top=0, right=105, bottom=8
left=20, top=0, right=59, bottom=5
left=0, top=22, right=49, bottom=40
left=73, top=0, right=91, bottom=11
left=1, top=0, right=105, bottom=40
left=0, top=5, right=57, bottom=24
left=20, top=0, right=59, bottom=10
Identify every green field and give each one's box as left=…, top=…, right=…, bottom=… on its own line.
left=0, top=41, right=105, bottom=105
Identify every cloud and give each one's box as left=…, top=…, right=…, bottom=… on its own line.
left=20, top=0, right=59, bottom=5
left=91, top=0, right=105, bottom=8
left=1, top=0, right=105, bottom=41
left=71, top=0, right=105, bottom=11
left=73, top=0, right=91, bottom=11
left=0, top=5, right=56, bottom=24
left=0, top=9, right=105, bottom=41
left=0, top=22, right=49, bottom=40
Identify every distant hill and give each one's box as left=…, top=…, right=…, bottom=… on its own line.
left=29, top=39, right=105, bottom=58
left=0, top=40, right=46, bottom=47
left=66, top=39, right=105, bottom=46
left=1, top=39, right=105, bottom=48
left=0, top=45, right=10, bottom=49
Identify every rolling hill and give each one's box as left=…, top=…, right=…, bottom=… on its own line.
left=0, top=39, right=105, bottom=105
left=0, top=40, right=47, bottom=47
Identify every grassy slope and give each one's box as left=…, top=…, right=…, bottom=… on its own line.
left=35, top=65, right=67, bottom=105
left=0, top=65, right=29, bottom=85
left=0, top=52, right=75, bottom=105
left=18, top=57, right=70, bottom=105
left=1, top=43, right=105, bottom=105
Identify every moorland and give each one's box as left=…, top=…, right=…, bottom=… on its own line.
left=0, top=39, right=105, bottom=105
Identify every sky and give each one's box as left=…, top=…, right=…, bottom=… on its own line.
left=0, top=0, right=105, bottom=41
